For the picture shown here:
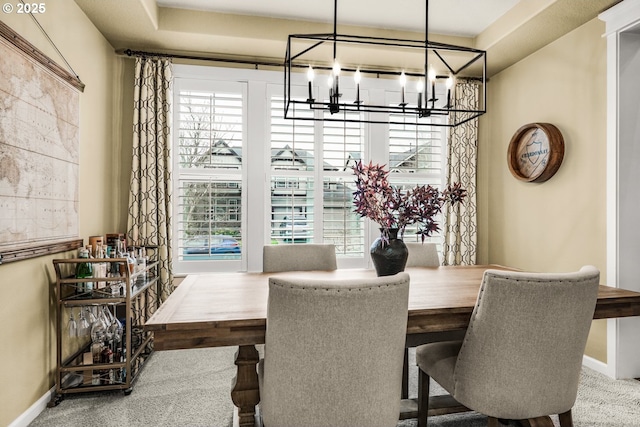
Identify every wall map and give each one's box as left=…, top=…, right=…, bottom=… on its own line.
left=0, top=20, right=84, bottom=263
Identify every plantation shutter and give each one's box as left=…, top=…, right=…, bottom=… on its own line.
left=176, top=88, right=244, bottom=261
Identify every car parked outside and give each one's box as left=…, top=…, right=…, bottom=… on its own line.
left=183, top=235, right=241, bottom=255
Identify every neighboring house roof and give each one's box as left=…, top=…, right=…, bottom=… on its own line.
left=209, top=139, right=430, bottom=173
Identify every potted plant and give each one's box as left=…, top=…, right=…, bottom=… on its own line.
left=352, top=160, right=466, bottom=276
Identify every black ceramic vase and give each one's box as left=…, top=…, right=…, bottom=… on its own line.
left=370, top=228, right=409, bottom=276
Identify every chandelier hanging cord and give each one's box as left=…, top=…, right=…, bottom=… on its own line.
left=333, top=0, right=338, bottom=60
left=422, top=0, right=434, bottom=113
left=424, top=0, right=429, bottom=92
left=330, top=0, right=340, bottom=113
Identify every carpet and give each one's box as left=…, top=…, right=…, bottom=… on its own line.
left=29, top=347, right=640, bottom=427
left=30, top=347, right=237, bottom=427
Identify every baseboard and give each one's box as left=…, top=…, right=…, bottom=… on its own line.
left=583, top=354, right=613, bottom=378
left=8, top=386, right=55, bottom=427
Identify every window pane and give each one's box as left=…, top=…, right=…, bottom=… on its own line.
left=271, top=97, right=314, bottom=171
left=323, top=177, right=364, bottom=257
left=270, top=176, right=314, bottom=244
left=177, top=178, right=242, bottom=261
left=320, top=110, right=365, bottom=256
left=178, top=91, right=243, bottom=170
left=388, top=112, right=446, bottom=247
left=389, top=114, right=443, bottom=174
left=323, top=110, right=364, bottom=171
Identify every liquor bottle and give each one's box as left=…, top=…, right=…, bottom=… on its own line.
left=119, top=347, right=127, bottom=382
left=95, top=244, right=107, bottom=291
left=117, top=240, right=127, bottom=276
left=109, top=245, right=120, bottom=277
left=75, top=248, right=94, bottom=295
left=127, top=248, right=136, bottom=275
left=106, top=246, right=120, bottom=296
left=100, top=343, right=114, bottom=384
left=137, top=247, right=147, bottom=281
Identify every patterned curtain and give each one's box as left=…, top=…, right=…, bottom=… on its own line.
left=442, top=80, right=479, bottom=266
left=128, top=57, right=174, bottom=301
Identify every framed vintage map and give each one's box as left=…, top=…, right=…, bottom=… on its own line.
left=0, top=20, right=84, bottom=264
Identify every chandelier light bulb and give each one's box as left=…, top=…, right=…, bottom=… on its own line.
left=416, top=79, right=424, bottom=93
left=428, top=67, right=436, bottom=83
left=327, top=75, right=334, bottom=88
left=354, top=68, right=362, bottom=106
left=445, top=75, right=454, bottom=109
left=306, top=66, right=315, bottom=101
left=399, top=70, right=407, bottom=106
left=332, top=60, right=341, bottom=77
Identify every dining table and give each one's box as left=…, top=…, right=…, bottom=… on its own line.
left=145, top=265, right=640, bottom=427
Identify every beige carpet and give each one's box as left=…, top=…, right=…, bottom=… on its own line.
left=30, top=347, right=640, bottom=427
left=399, top=349, right=640, bottom=427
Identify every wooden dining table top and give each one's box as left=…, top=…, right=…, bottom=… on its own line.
left=145, top=264, right=640, bottom=351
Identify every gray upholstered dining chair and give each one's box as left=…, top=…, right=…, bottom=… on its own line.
left=258, top=273, right=410, bottom=427
left=415, top=266, right=600, bottom=427
left=405, top=242, right=440, bottom=268
left=262, top=243, right=337, bottom=273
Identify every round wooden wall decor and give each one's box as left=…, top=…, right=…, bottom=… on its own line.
left=507, top=122, right=564, bottom=183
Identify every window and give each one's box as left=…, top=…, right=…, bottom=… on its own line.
left=171, top=66, right=447, bottom=273
left=173, top=79, right=246, bottom=273
left=269, top=92, right=315, bottom=245
left=268, top=87, right=366, bottom=257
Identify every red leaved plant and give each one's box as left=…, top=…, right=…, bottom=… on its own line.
left=352, top=160, right=467, bottom=242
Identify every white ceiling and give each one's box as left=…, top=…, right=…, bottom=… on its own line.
left=155, top=0, right=521, bottom=37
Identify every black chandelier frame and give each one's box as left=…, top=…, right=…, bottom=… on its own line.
left=283, top=0, right=487, bottom=127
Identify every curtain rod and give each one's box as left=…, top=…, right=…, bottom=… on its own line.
left=117, top=48, right=285, bottom=69
left=117, top=48, right=485, bottom=81
left=117, top=49, right=395, bottom=74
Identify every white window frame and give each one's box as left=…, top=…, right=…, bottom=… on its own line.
left=171, top=75, right=248, bottom=274
left=171, top=64, right=448, bottom=274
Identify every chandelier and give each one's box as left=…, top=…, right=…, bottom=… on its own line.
left=284, top=0, right=487, bottom=127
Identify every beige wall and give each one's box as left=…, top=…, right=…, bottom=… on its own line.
left=1, top=6, right=613, bottom=425
left=0, top=2, right=125, bottom=425
left=480, top=17, right=608, bottom=361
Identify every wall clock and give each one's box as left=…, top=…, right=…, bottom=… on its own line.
left=507, top=122, right=565, bottom=183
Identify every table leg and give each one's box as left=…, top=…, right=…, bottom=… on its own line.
left=231, top=345, right=260, bottom=427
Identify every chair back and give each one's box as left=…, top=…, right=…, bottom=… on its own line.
left=263, top=243, right=337, bottom=273
left=453, top=266, right=600, bottom=420
left=405, top=242, right=440, bottom=267
left=261, top=273, right=410, bottom=427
